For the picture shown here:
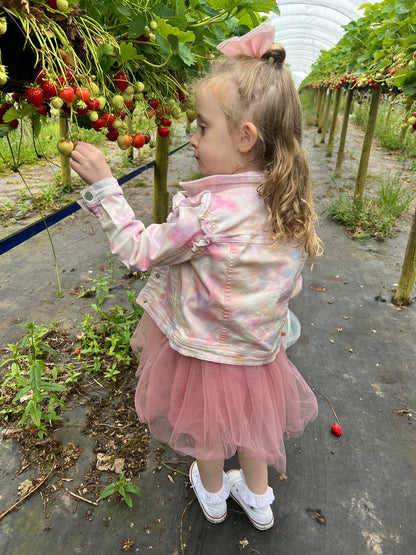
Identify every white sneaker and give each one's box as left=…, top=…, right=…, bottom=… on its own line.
left=227, top=469, right=275, bottom=530
left=189, top=461, right=230, bottom=524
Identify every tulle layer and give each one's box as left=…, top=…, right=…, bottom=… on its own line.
left=131, top=313, right=318, bottom=473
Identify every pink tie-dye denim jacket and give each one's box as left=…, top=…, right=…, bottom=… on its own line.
left=78, top=172, right=305, bottom=365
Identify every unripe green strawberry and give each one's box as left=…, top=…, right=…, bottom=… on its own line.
left=97, top=96, right=106, bottom=109
left=149, top=20, right=157, bottom=31
left=57, top=140, right=74, bottom=156
left=56, top=0, right=69, bottom=11
left=111, top=95, right=125, bottom=111
left=0, top=17, right=7, bottom=35
left=89, top=111, right=99, bottom=122
left=148, top=33, right=156, bottom=42
left=50, top=96, right=64, bottom=109
left=408, top=116, right=416, bottom=125
left=135, top=82, right=145, bottom=93
left=117, top=134, right=133, bottom=150
left=111, top=118, right=123, bottom=129
left=0, top=65, right=8, bottom=86
left=122, top=91, right=134, bottom=103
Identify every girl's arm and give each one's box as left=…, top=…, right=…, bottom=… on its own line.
left=71, top=143, right=207, bottom=271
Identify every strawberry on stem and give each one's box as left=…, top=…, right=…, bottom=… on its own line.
left=25, top=88, right=44, bottom=108
left=57, top=140, right=74, bottom=156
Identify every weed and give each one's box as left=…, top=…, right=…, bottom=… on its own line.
left=101, top=470, right=142, bottom=507
left=78, top=275, right=144, bottom=379
left=0, top=322, right=67, bottom=438
left=327, top=173, right=413, bottom=239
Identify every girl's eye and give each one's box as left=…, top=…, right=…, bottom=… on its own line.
left=198, top=124, right=206, bottom=134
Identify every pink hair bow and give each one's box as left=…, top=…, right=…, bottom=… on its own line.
left=217, top=20, right=275, bottom=58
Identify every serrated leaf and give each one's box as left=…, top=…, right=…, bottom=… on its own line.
left=178, top=43, right=196, bottom=66
left=2, top=107, right=20, bottom=123
left=128, top=14, right=147, bottom=38
left=120, top=42, right=141, bottom=63
left=0, top=125, right=11, bottom=137
left=402, top=71, right=416, bottom=96
left=155, top=16, right=194, bottom=43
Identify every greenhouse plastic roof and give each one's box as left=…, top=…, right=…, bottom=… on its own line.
left=269, top=0, right=384, bottom=87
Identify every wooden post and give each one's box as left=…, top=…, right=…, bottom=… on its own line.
left=59, top=115, right=71, bottom=189
left=353, top=86, right=381, bottom=208
left=335, top=88, right=354, bottom=177
left=153, top=132, right=170, bottom=223
left=315, top=88, right=324, bottom=126
left=317, top=88, right=327, bottom=133
left=320, top=88, right=333, bottom=143
left=326, top=87, right=342, bottom=157
left=392, top=207, right=416, bottom=306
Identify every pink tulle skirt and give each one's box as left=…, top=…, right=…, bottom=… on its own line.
left=131, top=313, right=318, bottom=473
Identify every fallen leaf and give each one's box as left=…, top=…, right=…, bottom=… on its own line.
left=310, top=285, right=327, bottom=292
left=18, top=479, right=33, bottom=497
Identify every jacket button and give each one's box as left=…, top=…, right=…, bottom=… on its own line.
left=84, top=191, right=94, bottom=201
left=155, top=273, right=160, bottom=279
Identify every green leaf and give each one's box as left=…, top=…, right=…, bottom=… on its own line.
left=0, top=125, right=11, bottom=137
left=128, top=14, right=148, bottom=38
left=120, top=42, right=142, bottom=63
left=123, top=492, right=133, bottom=507
left=126, top=483, right=142, bottom=496
left=29, top=360, right=44, bottom=395
left=402, top=70, right=416, bottom=96
left=178, top=43, right=196, bottom=66
left=29, top=401, right=42, bottom=427
left=101, top=483, right=119, bottom=499
left=2, top=107, right=20, bottom=123
left=155, top=16, right=195, bottom=43
left=13, top=385, right=31, bottom=402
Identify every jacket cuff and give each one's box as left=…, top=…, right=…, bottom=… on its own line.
left=79, top=177, right=123, bottom=209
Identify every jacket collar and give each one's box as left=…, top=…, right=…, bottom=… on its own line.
left=180, top=172, right=265, bottom=197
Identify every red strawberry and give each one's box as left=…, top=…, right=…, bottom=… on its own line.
left=25, top=88, right=44, bottom=108
left=331, top=423, right=342, bottom=437
left=132, top=133, right=145, bottom=149
left=137, top=34, right=151, bottom=43
left=76, top=88, right=90, bottom=102
left=117, top=134, right=133, bottom=150
left=106, top=128, right=119, bottom=142
left=76, top=106, right=89, bottom=116
left=37, top=105, right=48, bottom=117
left=157, top=126, right=170, bottom=138
left=124, top=99, right=134, bottom=110
left=41, top=80, right=58, bottom=99
left=35, top=69, right=47, bottom=84
left=8, top=119, right=19, bottom=129
left=149, top=99, right=159, bottom=110
left=160, top=117, right=172, bottom=127
left=48, top=0, right=58, bottom=8
left=59, top=86, right=75, bottom=104
left=117, top=109, right=126, bottom=121
left=57, top=140, right=74, bottom=156
left=144, top=134, right=151, bottom=144
left=86, top=98, right=100, bottom=111
left=113, top=71, right=129, bottom=91
left=91, top=117, right=106, bottom=131
left=102, top=112, right=116, bottom=127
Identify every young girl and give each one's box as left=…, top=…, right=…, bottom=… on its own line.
left=71, top=21, right=320, bottom=531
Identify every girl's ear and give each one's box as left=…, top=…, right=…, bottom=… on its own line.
left=238, top=122, right=258, bottom=153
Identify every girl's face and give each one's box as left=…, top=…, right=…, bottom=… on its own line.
left=190, top=86, right=247, bottom=177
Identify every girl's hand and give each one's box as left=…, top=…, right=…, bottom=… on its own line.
left=70, top=142, right=113, bottom=185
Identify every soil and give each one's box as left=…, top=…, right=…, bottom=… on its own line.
left=0, top=118, right=415, bottom=554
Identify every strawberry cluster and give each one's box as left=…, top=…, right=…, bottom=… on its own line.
left=12, top=64, right=187, bottom=153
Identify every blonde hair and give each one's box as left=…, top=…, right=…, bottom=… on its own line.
left=194, top=45, right=321, bottom=261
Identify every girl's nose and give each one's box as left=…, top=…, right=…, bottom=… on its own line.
left=190, top=132, right=197, bottom=148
